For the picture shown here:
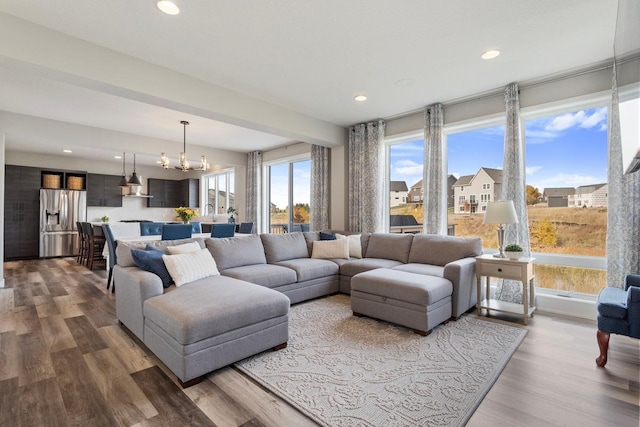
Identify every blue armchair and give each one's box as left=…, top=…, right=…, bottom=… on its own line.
left=596, top=274, right=640, bottom=367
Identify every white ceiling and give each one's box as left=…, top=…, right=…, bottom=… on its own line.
left=0, top=0, right=638, bottom=165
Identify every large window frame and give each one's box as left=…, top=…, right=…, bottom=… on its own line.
left=520, top=92, right=610, bottom=299
left=262, top=153, right=311, bottom=234
left=202, top=168, right=235, bottom=216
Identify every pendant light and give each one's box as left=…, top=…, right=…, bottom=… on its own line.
left=160, top=120, right=209, bottom=172
left=118, top=152, right=129, bottom=187
left=127, top=153, right=142, bottom=186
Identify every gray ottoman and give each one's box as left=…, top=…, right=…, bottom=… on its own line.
left=351, top=268, right=453, bottom=336
left=143, top=276, right=290, bottom=386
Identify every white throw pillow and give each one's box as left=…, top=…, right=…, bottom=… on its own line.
left=165, top=242, right=201, bottom=254
left=311, top=239, right=349, bottom=259
left=336, top=233, right=362, bottom=258
left=162, top=249, right=220, bottom=287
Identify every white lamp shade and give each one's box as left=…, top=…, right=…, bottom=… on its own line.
left=483, top=200, right=519, bottom=224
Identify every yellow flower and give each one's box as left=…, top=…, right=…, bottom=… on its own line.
left=175, top=206, right=199, bottom=222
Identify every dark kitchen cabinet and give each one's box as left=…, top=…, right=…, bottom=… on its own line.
left=4, top=165, right=41, bottom=260
left=87, top=174, right=123, bottom=207
left=147, top=178, right=199, bottom=208
left=178, top=179, right=199, bottom=208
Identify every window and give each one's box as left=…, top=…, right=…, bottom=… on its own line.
left=203, top=169, right=235, bottom=215
left=387, top=137, right=424, bottom=232
left=266, top=158, right=310, bottom=233
left=446, top=122, right=505, bottom=246
left=524, top=105, right=608, bottom=295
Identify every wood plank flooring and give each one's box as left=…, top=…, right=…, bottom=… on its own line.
left=0, top=258, right=638, bottom=426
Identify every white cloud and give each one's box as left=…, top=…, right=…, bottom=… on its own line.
left=545, top=107, right=607, bottom=132
left=599, top=123, right=607, bottom=131
left=526, top=166, right=543, bottom=175
left=394, top=159, right=423, bottom=176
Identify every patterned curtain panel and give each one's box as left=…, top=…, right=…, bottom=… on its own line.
left=606, top=62, right=640, bottom=288
left=245, top=151, right=262, bottom=234
left=423, top=103, right=446, bottom=235
left=348, top=120, right=385, bottom=233
left=496, top=83, right=533, bottom=303
left=310, top=144, right=330, bottom=231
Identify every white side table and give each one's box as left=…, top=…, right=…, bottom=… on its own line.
left=475, top=254, right=536, bottom=324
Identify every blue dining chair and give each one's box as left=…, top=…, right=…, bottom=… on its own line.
left=161, top=224, right=193, bottom=240
left=190, top=221, right=202, bottom=233
left=102, top=224, right=117, bottom=293
left=211, top=223, right=235, bottom=238
left=140, top=222, right=164, bottom=236
left=238, top=222, right=254, bottom=234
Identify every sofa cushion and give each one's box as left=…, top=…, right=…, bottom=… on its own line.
left=131, top=245, right=173, bottom=287
left=336, top=233, right=363, bottom=259
left=205, top=234, right=267, bottom=271
left=275, top=258, right=340, bottom=282
left=311, top=239, right=349, bottom=260
left=116, top=237, right=205, bottom=267
left=339, top=258, right=403, bottom=278
left=320, top=231, right=336, bottom=240
left=162, top=249, right=220, bottom=287
left=261, top=233, right=309, bottom=263
left=165, top=242, right=201, bottom=254
left=392, top=263, right=445, bottom=277
left=365, top=233, right=414, bottom=263
left=409, top=234, right=482, bottom=266
left=143, top=276, right=289, bottom=345
left=220, top=264, right=297, bottom=289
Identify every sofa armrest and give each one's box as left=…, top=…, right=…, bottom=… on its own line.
left=624, top=274, right=640, bottom=291
left=627, top=284, right=640, bottom=338
left=443, top=257, right=477, bottom=318
left=114, top=265, right=164, bottom=341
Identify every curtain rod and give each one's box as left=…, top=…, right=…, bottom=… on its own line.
left=383, top=53, right=640, bottom=121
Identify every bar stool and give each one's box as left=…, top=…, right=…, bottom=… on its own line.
left=76, top=221, right=88, bottom=265
left=82, top=222, right=106, bottom=270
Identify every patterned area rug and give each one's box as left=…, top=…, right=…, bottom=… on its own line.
left=235, top=294, right=527, bottom=427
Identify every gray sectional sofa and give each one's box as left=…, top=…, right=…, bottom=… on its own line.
left=113, top=231, right=482, bottom=386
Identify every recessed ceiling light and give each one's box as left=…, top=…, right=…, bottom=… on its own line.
left=354, top=95, right=368, bottom=102
left=63, top=149, right=72, bottom=153
left=156, top=1, right=180, bottom=15
left=395, top=78, right=415, bottom=87
left=114, top=155, right=122, bottom=159
left=481, top=50, right=500, bottom=60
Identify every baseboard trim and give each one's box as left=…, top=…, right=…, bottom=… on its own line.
left=535, top=293, right=596, bottom=321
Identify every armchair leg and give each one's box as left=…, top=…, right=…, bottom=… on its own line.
left=596, top=330, right=610, bottom=367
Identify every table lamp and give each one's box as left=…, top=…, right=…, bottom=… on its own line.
left=483, top=200, right=519, bottom=258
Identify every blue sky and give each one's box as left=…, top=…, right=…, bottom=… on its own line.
left=269, top=160, right=311, bottom=210
left=390, top=107, right=608, bottom=192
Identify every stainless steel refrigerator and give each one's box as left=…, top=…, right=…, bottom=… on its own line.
left=39, top=189, right=87, bottom=257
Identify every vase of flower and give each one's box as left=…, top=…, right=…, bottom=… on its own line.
left=227, top=207, right=237, bottom=224
left=175, top=206, right=199, bottom=224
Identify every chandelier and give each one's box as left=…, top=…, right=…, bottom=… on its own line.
left=161, top=120, right=209, bottom=172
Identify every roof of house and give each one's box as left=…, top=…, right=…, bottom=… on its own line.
left=480, top=167, right=503, bottom=183
left=543, top=187, right=575, bottom=197
left=390, top=181, right=408, bottom=192
left=453, top=175, right=474, bottom=187
left=575, top=183, right=607, bottom=192
left=410, top=179, right=422, bottom=190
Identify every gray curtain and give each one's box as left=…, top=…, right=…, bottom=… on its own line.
left=348, top=120, right=385, bottom=233
left=496, top=83, right=532, bottom=303
left=245, top=151, right=262, bottom=234
left=423, top=103, right=446, bottom=235
left=311, top=144, right=330, bottom=231
left=606, top=62, right=640, bottom=288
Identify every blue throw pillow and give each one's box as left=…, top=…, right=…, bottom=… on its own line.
left=131, top=246, right=173, bottom=287
left=319, top=231, right=336, bottom=240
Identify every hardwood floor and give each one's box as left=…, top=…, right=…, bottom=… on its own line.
left=1, top=258, right=638, bottom=426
